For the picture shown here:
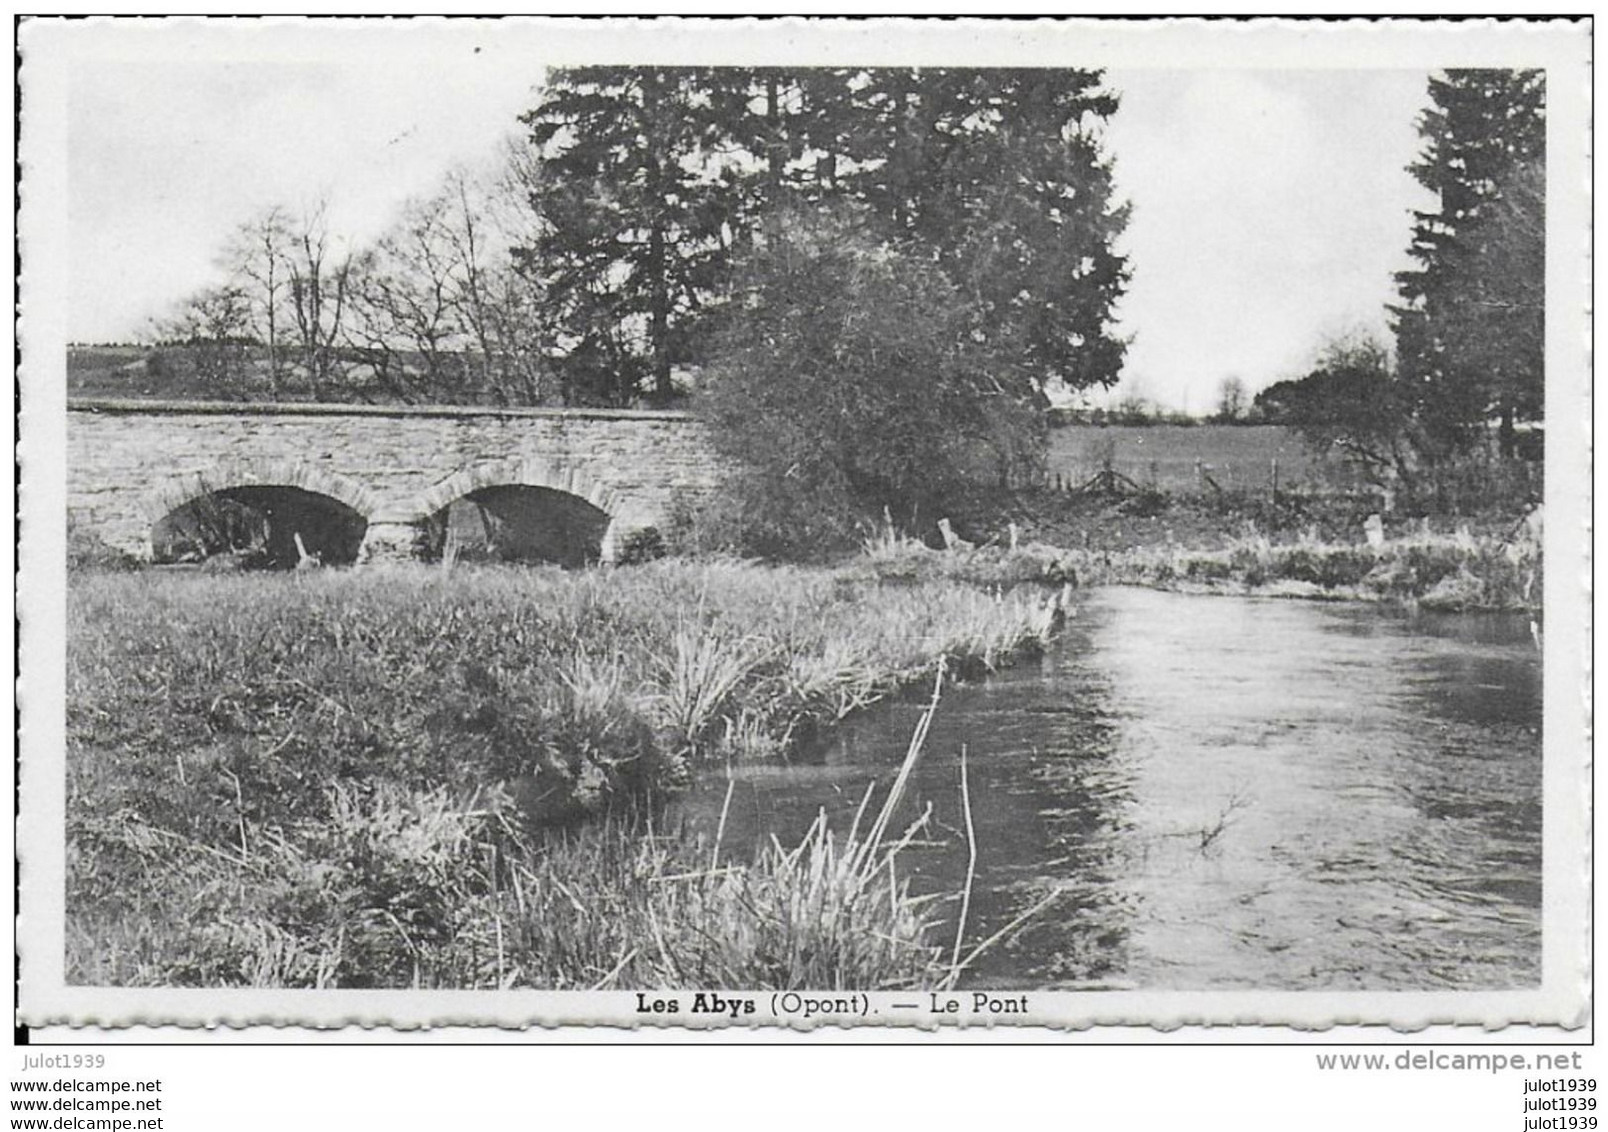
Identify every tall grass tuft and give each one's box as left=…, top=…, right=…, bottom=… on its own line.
left=650, top=621, right=777, bottom=754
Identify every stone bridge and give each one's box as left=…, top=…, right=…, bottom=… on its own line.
left=66, top=399, right=729, bottom=566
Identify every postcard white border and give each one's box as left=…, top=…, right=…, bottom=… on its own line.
left=17, top=15, right=1593, bottom=1034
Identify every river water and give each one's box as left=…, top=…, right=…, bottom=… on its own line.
left=677, top=587, right=1542, bottom=991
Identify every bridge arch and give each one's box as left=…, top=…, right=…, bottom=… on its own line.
left=398, top=458, right=621, bottom=523
left=146, top=462, right=378, bottom=523
left=146, top=462, right=377, bottom=567
left=386, top=459, right=624, bottom=567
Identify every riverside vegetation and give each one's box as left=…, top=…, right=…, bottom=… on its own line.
left=873, top=521, right=1543, bottom=613
left=67, top=559, right=1065, bottom=989
left=920, top=486, right=1544, bottom=614
left=67, top=501, right=1539, bottom=991
left=67, top=500, right=1541, bottom=991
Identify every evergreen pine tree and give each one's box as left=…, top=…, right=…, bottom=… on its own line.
left=1392, top=69, right=1545, bottom=459
left=517, top=67, right=741, bottom=406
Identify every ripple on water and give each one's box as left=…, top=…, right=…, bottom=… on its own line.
left=675, top=587, right=1543, bottom=990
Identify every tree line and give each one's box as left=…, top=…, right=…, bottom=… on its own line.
left=155, top=67, right=1129, bottom=412
left=1256, top=69, right=1545, bottom=505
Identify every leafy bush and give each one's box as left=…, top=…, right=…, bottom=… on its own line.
left=614, top=526, right=666, bottom=565
left=1274, top=547, right=1376, bottom=588
left=1411, top=451, right=1542, bottom=517
left=695, top=205, right=1047, bottom=560
left=661, top=471, right=867, bottom=562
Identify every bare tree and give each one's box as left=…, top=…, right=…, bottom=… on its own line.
left=344, top=163, right=557, bottom=405
left=479, top=146, right=570, bottom=403
left=175, top=157, right=559, bottom=408
left=346, top=194, right=466, bottom=402
left=473, top=264, right=554, bottom=404
left=154, top=283, right=254, bottom=396
left=1214, top=375, right=1247, bottom=423
left=419, top=158, right=566, bottom=405
left=441, top=169, right=508, bottom=401
left=167, top=200, right=359, bottom=401
left=284, top=200, right=355, bottom=399
left=221, top=206, right=293, bottom=397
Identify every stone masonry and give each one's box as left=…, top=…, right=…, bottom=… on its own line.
left=67, top=399, right=730, bottom=563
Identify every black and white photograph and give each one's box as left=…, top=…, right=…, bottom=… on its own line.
left=16, top=15, right=1590, bottom=1058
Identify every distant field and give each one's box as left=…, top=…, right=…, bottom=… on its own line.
left=66, top=345, right=228, bottom=401
left=68, top=346, right=157, bottom=396
left=1046, top=424, right=1358, bottom=493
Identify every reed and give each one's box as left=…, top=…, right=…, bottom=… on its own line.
left=650, top=621, right=777, bottom=753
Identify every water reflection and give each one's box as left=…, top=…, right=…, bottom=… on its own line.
left=676, top=588, right=1542, bottom=991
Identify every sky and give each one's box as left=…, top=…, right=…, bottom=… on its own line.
left=1100, top=68, right=1432, bottom=412
left=64, top=47, right=1435, bottom=411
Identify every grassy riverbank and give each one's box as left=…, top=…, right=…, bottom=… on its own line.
left=67, top=559, right=1062, bottom=988
left=886, top=501, right=1542, bottom=613
left=1076, top=522, right=1542, bottom=611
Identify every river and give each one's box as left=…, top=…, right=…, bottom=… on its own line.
left=677, top=586, right=1543, bottom=991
